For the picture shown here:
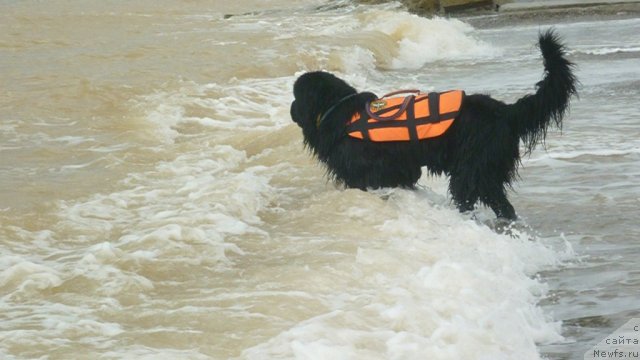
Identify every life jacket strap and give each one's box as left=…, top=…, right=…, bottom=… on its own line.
left=405, top=96, right=418, bottom=144
left=352, top=107, right=371, bottom=141
left=380, top=89, right=421, bottom=98
left=317, top=92, right=359, bottom=128
left=365, top=95, right=413, bottom=121
left=428, top=92, right=440, bottom=125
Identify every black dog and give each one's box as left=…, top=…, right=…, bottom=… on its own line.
left=290, top=30, right=576, bottom=220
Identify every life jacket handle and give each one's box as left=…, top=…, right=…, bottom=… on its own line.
left=366, top=94, right=415, bottom=121
left=380, top=89, right=421, bottom=98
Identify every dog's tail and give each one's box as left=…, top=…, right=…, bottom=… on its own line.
left=507, top=29, right=577, bottom=154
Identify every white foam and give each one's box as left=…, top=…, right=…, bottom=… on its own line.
left=360, top=12, right=500, bottom=69
left=133, top=78, right=294, bottom=143
left=526, top=147, right=640, bottom=162
left=243, top=3, right=500, bottom=74
left=576, top=46, right=640, bottom=56
left=56, top=144, right=269, bottom=270
left=0, top=260, right=63, bottom=294
left=100, top=346, right=210, bottom=360
left=240, top=189, right=569, bottom=359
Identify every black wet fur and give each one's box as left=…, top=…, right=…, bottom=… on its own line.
left=290, top=30, right=577, bottom=220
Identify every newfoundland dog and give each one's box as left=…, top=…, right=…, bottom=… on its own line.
left=290, top=30, right=577, bottom=220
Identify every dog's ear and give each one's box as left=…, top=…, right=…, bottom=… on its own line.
left=293, top=71, right=355, bottom=101
left=293, top=71, right=327, bottom=101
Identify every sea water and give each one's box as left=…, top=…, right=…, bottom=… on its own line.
left=1, top=1, right=638, bottom=359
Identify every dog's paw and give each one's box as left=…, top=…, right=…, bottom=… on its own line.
left=491, top=218, right=537, bottom=240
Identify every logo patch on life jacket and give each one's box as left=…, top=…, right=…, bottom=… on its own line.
left=369, top=99, right=387, bottom=112
left=347, top=90, right=464, bottom=142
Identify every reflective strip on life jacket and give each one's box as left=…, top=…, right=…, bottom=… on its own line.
left=347, top=90, right=464, bottom=142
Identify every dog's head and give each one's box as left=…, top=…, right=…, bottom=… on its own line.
left=290, top=71, right=358, bottom=148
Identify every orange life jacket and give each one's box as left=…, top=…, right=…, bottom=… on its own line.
left=347, top=90, right=464, bottom=142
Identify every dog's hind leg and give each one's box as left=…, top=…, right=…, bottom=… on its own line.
left=449, top=168, right=517, bottom=220
left=485, top=192, right=517, bottom=221
left=477, top=171, right=518, bottom=220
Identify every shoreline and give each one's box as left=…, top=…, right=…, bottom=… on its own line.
left=499, top=0, right=640, bottom=12
left=451, top=0, right=640, bottom=28
left=393, top=0, right=640, bottom=28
